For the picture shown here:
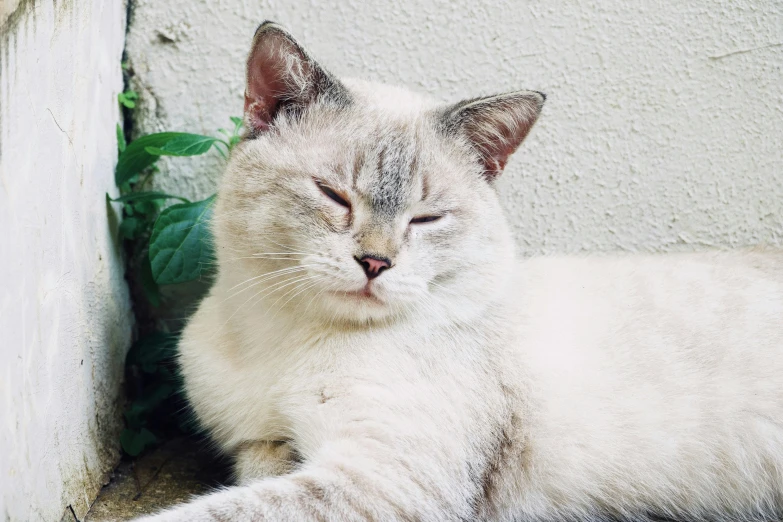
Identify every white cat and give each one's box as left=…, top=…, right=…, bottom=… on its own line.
left=139, top=22, right=783, bottom=522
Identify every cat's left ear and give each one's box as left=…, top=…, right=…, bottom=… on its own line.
left=440, top=90, right=545, bottom=181
left=244, top=22, right=348, bottom=136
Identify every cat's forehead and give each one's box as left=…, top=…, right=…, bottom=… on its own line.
left=330, top=108, right=467, bottom=217
left=341, top=79, right=441, bottom=214
left=353, top=127, right=421, bottom=216
left=281, top=83, right=466, bottom=213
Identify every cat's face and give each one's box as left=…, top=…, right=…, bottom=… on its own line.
left=213, top=23, right=544, bottom=325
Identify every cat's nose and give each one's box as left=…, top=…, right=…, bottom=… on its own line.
left=355, top=255, right=391, bottom=280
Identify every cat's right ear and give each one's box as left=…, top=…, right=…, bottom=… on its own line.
left=439, top=90, right=545, bottom=181
left=244, top=22, right=347, bottom=136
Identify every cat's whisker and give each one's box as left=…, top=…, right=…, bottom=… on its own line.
left=244, top=274, right=321, bottom=314
left=218, top=255, right=305, bottom=263
left=219, top=272, right=317, bottom=331
left=267, top=275, right=321, bottom=310
left=226, top=267, right=298, bottom=290
left=267, top=278, right=322, bottom=322
left=222, top=270, right=311, bottom=304
left=302, top=281, right=332, bottom=317
left=249, top=256, right=310, bottom=261
left=250, top=250, right=309, bottom=254
left=224, top=265, right=313, bottom=295
left=249, top=256, right=310, bottom=260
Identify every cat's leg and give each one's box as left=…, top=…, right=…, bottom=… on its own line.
left=134, top=388, right=488, bottom=522
left=233, top=440, right=297, bottom=483
left=137, top=438, right=470, bottom=522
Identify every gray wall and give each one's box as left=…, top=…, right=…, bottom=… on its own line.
left=126, top=0, right=783, bottom=254
left=0, top=1, right=132, bottom=520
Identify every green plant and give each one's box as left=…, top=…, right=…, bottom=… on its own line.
left=112, top=92, right=243, bottom=455
left=118, top=89, right=139, bottom=109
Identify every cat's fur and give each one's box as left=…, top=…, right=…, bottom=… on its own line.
left=139, top=23, right=783, bottom=522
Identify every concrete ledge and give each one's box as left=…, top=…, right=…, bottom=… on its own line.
left=85, top=439, right=228, bottom=521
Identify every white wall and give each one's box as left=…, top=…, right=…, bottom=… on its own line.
left=0, top=1, right=132, bottom=520
left=126, top=0, right=783, bottom=254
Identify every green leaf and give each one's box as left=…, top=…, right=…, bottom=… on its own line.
left=115, top=132, right=182, bottom=186
left=126, top=332, right=179, bottom=370
left=139, top=254, right=161, bottom=307
left=119, top=216, right=141, bottom=240
left=144, top=134, right=219, bottom=157
left=118, top=91, right=138, bottom=109
left=109, top=191, right=190, bottom=204
left=115, top=132, right=219, bottom=186
left=128, top=382, right=176, bottom=417
left=133, top=200, right=159, bottom=218
left=228, top=116, right=244, bottom=150
left=123, top=403, right=147, bottom=430
left=116, top=123, right=126, bottom=153
left=120, top=428, right=157, bottom=457
left=149, top=195, right=216, bottom=285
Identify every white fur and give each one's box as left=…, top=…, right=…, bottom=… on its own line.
left=137, top=51, right=783, bottom=522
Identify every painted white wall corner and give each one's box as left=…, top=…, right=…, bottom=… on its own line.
left=0, top=1, right=133, bottom=520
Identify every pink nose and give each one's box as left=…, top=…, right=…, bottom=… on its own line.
left=356, top=255, right=391, bottom=280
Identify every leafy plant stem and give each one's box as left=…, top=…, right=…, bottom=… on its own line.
left=112, top=112, right=243, bottom=457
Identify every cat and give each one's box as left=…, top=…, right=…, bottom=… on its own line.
left=138, top=21, right=783, bottom=522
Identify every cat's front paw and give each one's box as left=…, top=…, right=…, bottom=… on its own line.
left=133, top=506, right=213, bottom=522
left=131, top=485, right=265, bottom=522
left=235, top=439, right=296, bottom=483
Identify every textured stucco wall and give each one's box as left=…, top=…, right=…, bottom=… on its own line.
left=126, top=0, right=783, bottom=255
left=0, top=1, right=132, bottom=520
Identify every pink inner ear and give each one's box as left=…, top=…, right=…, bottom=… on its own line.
left=244, top=33, right=302, bottom=134
left=244, top=95, right=272, bottom=133
left=484, top=155, right=509, bottom=178
left=461, top=96, right=543, bottom=181
left=472, top=123, right=525, bottom=180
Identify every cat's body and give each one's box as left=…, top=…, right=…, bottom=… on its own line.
left=141, top=23, right=783, bottom=522
left=177, top=251, right=783, bottom=522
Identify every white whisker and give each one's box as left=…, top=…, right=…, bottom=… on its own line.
left=223, top=265, right=314, bottom=298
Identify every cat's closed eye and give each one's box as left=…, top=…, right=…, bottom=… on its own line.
left=316, top=181, right=350, bottom=208
left=410, top=215, right=443, bottom=224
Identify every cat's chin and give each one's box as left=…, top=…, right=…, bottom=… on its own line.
left=310, top=288, right=411, bottom=325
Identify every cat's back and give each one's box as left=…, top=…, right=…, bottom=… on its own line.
left=499, top=250, right=783, bottom=520
left=512, top=249, right=783, bottom=417
left=514, top=249, right=783, bottom=359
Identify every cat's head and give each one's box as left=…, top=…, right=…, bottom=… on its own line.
left=214, top=22, right=544, bottom=325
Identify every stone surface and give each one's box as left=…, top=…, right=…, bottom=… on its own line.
left=0, top=1, right=132, bottom=520
left=85, top=439, right=228, bottom=522
left=126, top=0, right=783, bottom=255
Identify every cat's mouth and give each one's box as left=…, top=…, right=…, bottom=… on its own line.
left=332, top=285, right=384, bottom=304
